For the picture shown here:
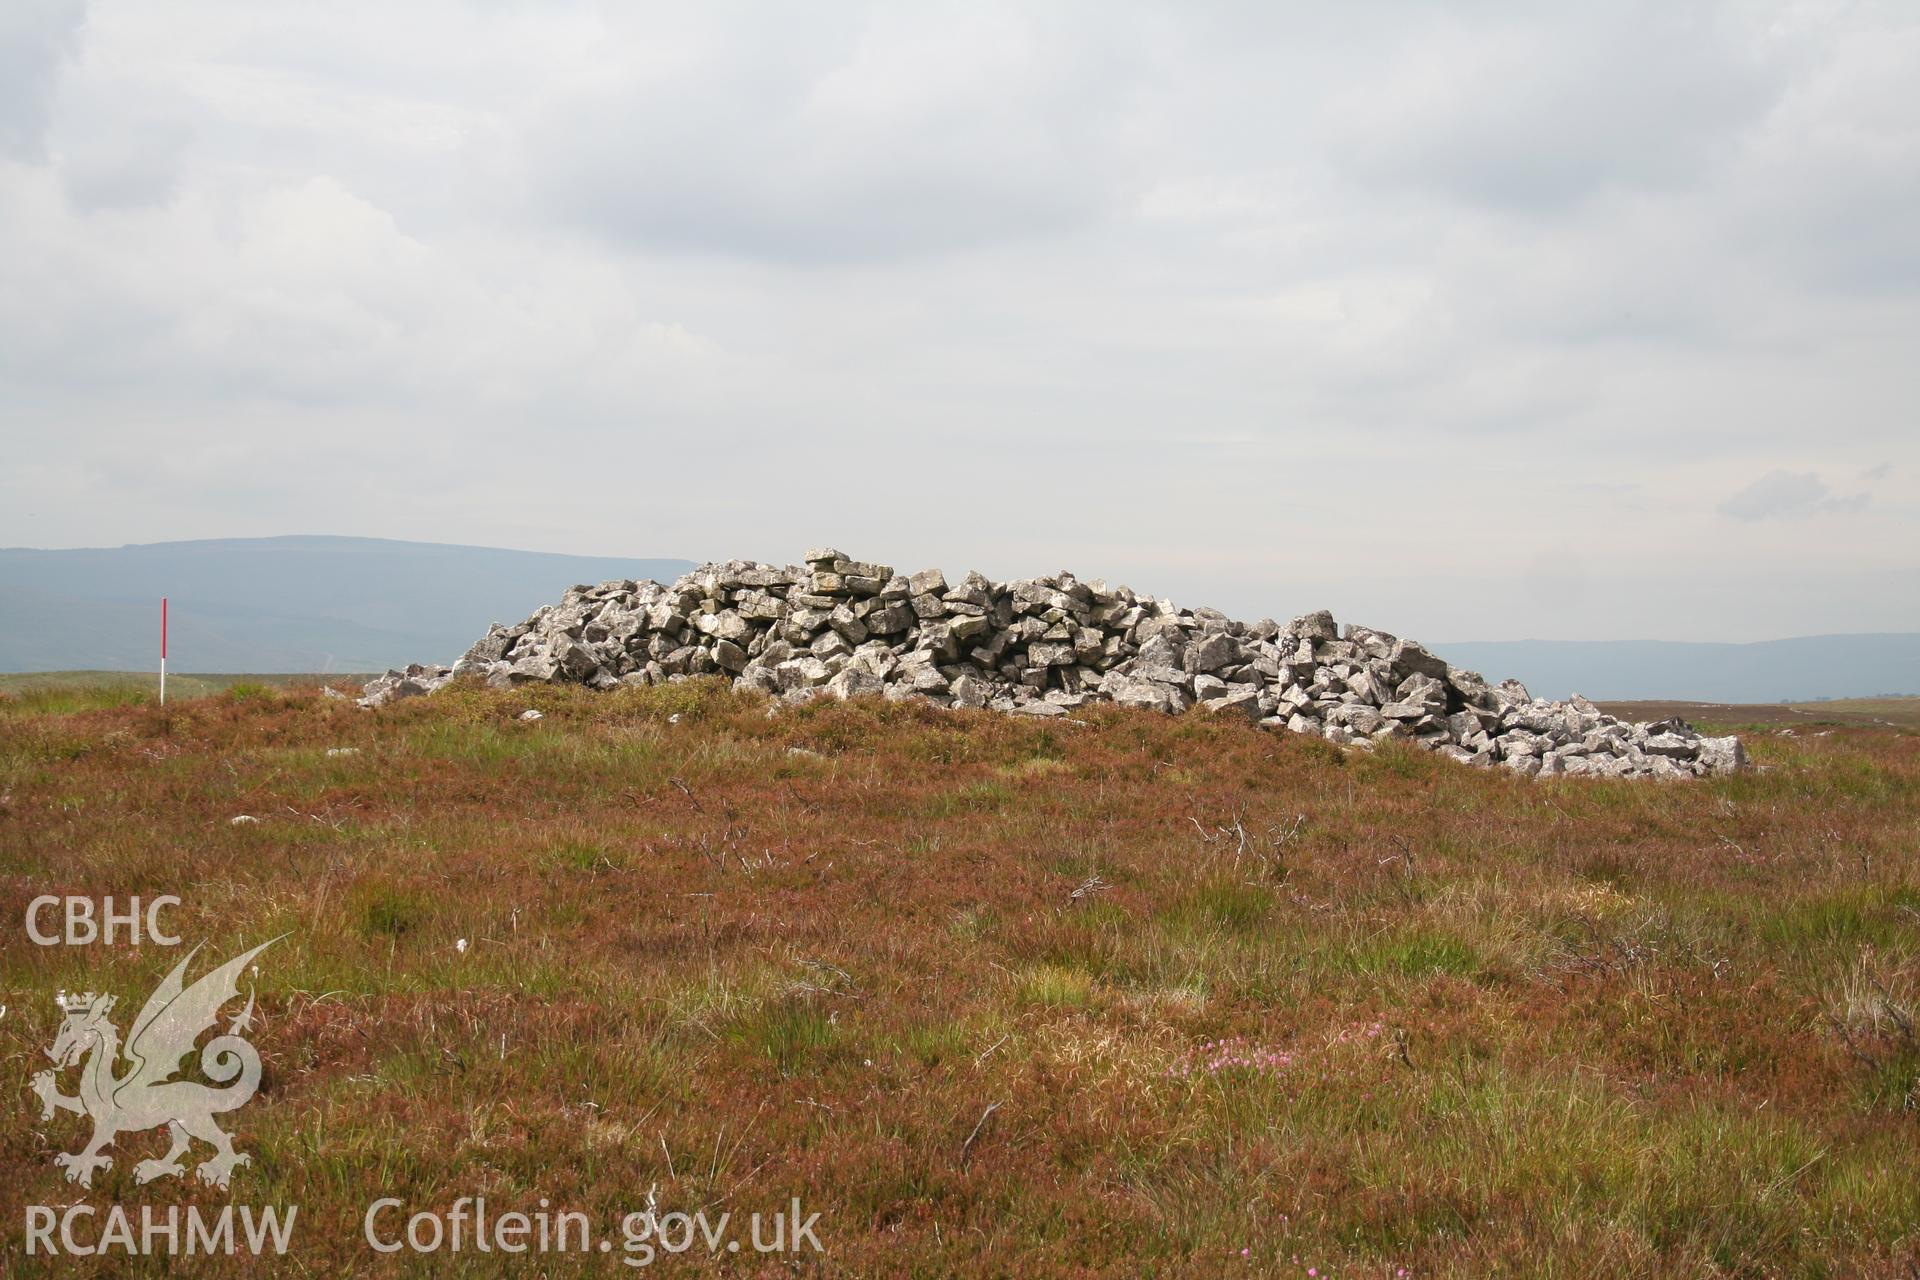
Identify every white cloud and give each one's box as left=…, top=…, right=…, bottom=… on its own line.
left=1, top=0, right=1918, bottom=642
left=1331, top=5, right=1782, bottom=213
left=527, top=4, right=1136, bottom=262
left=1719, top=470, right=1869, bottom=520
left=0, top=0, right=85, bottom=161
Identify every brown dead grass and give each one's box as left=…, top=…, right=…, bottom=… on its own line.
left=1, top=678, right=1917, bottom=1276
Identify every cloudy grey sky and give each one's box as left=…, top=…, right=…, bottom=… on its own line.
left=2, top=1, right=1916, bottom=641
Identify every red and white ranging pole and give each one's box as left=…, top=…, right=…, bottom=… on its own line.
left=160, top=597, right=168, bottom=705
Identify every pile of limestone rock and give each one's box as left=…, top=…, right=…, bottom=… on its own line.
left=359, top=547, right=1745, bottom=779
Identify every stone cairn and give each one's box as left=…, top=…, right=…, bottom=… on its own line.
left=360, top=547, right=1745, bottom=779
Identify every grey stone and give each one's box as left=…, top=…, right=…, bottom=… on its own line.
left=1329, top=704, right=1385, bottom=736
left=829, top=605, right=869, bottom=644
left=1108, top=675, right=1174, bottom=713
left=1014, top=700, right=1068, bottom=717
left=784, top=607, right=831, bottom=641
left=810, top=630, right=853, bottom=660
left=1205, top=687, right=1264, bottom=722
left=918, top=620, right=960, bottom=662
left=695, top=610, right=751, bottom=643
left=945, top=572, right=992, bottom=607
left=1188, top=632, right=1242, bottom=674
left=778, top=657, right=832, bottom=689
left=734, top=666, right=780, bottom=694
left=462, top=624, right=512, bottom=665
left=736, top=591, right=787, bottom=621
left=551, top=634, right=600, bottom=680
left=1290, top=610, right=1338, bottom=642
left=949, top=613, right=992, bottom=643
left=1135, top=633, right=1184, bottom=670
left=866, top=603, right=914, bottom=635
left=826, top=667, right=885, bottom=700
left=386, top=546, right=1743, bottom=783
left=949, top=674, right=990, bottom=708
left=1697, top=735, right=1745, bottom=772
left=1388, top=638, right=1450, bottom=682
left=1028, top=641, right=1074, bottom=667
left=1642, top=733, right=1700, bottom=760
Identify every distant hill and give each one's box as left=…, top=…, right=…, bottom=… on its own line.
left=1436, top=635, right=1920, bottom=704
left=0, top=537, right=696, bottom=673
left=4, top=536, right=1914, bottom=699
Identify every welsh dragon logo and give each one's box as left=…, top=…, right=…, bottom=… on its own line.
left=31, top=939, right=276, bottom=1189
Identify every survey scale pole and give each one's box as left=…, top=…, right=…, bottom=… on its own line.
left=160, top=597, right=167, bottom=706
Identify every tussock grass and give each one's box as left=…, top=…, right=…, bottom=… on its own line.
left=1, top=678, right=1917, bottom=1274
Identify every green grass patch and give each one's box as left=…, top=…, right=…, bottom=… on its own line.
left=1345, top=927, right=1482, bottom=978
left=355, top=884, right=428, bottom=939
left=1014, top=962, right=1095, bottom=1007
left=730, top=995, right=841, bottom=1073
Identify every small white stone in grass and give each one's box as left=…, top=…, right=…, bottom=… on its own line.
left=518, top=709, right=543, bottom=722
left=455, top=938, right=469, bottom=955
left=229, top=814, right=259, bottom=825
left=668, top=713, right=682, bottom=725
left=325, top=747, right=360, bottom=757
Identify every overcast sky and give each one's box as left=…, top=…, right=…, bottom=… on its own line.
left=2, top=1, right=1916, bottom=641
